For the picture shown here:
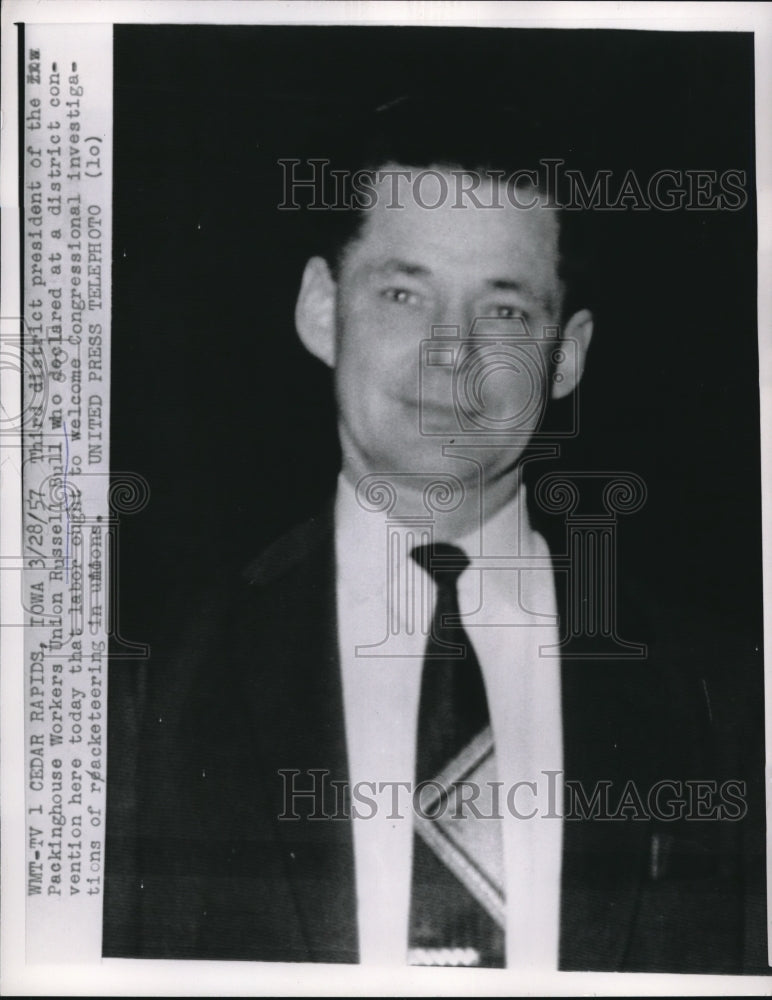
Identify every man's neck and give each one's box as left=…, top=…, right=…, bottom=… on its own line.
left=339, top=460, right=526, bottom=544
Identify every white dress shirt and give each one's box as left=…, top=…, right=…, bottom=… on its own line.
left=335, top=473, right=562, bottom=968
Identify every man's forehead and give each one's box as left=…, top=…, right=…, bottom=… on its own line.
left=340, top=163, right=562, bottom=292
left=355, top=163, right=559, bottom=244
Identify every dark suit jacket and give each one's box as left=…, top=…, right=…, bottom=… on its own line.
left=104, top=504, right=768, bottom=972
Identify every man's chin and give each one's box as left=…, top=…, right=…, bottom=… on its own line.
left=361, top=442, right=486, bottom=484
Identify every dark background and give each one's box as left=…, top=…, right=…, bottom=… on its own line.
left=109, top=25, right=760, bottom=651
left=111, top=26, right=760, bottom=641
left=111, top=26, right=761, bottom=669
left=106, top=24, right=764, bottom=955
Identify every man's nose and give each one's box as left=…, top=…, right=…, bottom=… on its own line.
left=431, top=298, right=475, bottom=338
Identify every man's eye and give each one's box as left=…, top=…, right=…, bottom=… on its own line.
left=491, top=305, right=525, bottom=319
left=382, top=287, right=420, bottom=306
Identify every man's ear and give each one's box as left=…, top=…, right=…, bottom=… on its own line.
left=295, top=256, right=337, bottom=368
left=551, top=308, right=594, bottom=399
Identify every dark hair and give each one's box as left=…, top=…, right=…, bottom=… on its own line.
left=300, top=96, right=596, bottom=320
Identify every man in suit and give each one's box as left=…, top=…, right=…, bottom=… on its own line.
left=104, top=101, right=767, bottom=972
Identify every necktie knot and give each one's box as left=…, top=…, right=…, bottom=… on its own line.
left=410, top=542, right=469, bottom=585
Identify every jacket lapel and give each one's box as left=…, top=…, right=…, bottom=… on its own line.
left=236, top=505, right=359, bottom=963
left=558, top=659, right=651, bottom=970
left=556, top=567, right=652, bottom=970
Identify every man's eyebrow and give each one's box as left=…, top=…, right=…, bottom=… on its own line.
left=371, top=264, right=550, bottom=305
left=486, top=278, right=533, bottom=295
left=486, top=277, right=558, bottom=310
left=375, top=258, right=433, bottom=277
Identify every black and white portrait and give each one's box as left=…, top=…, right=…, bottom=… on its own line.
left=101, top=20, right=767, bottom=978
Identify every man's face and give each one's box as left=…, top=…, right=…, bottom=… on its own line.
left=297, top=166, right=590, bottom=490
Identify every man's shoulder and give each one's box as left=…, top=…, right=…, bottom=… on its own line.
left=242, top=500, right=335, bottom=588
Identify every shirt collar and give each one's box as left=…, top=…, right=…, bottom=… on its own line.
left=335, top=471, right=538, bottom=571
